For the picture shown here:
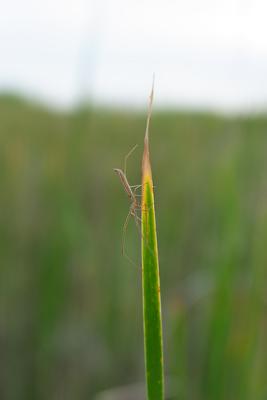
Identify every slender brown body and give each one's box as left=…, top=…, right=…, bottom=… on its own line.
left=113, top=168, right=139, bottom=214
left=114, top=164, right=141, bottom=266
left=114, top=77, right=154, bottom=265
left=113, top=168, right=135, bottom=201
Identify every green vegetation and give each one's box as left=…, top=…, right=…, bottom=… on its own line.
left=0, top=95, right=267, bottom=400
left=141, top=100, right=164, bottom=400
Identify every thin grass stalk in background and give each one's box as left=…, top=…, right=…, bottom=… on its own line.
left=141, top=84, right=164, bottom=400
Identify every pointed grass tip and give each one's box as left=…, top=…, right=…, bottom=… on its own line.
left=143, top=76, right=155, bottom=179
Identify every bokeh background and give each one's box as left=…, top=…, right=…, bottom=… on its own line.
left=1, top=1, right=267, bottom=399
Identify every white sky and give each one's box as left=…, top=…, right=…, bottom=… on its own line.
left=1, top=0, right=267, bottom=110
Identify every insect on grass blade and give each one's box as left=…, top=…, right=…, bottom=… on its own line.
left=141, top=78, right=164, bottom=400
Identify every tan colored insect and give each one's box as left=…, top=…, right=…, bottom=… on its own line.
left=113, top=144, right=142, bottom=264
left=114, top=77, right=154, bottom=264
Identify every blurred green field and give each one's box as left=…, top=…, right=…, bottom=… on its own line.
left=0, top=94, right=267, bottom=400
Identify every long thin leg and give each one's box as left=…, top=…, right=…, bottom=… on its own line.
left=130, top=184, right=155, bottom=190
left=124, top=144, right=138, bottom=176
left=120, top=207, right=152, bottom=268
left=134, top=214, right=142, bottom=223
left=130, top=184, right=142, bottom=189
left=133, top=208, right=154, bottom=257
left=121, top=210, right=139, bottom=269
left=122, top=210, right=131, bottom=257
left=131, top=185, right=143, bottom=198
left=133, top=210, right=142, bottom=242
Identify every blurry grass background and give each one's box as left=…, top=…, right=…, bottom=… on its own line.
left=0, top=94, right=267, bottom=400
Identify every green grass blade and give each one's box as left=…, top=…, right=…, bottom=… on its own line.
left=141, top=86, right=164, bottom=400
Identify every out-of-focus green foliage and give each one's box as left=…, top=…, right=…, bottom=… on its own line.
left=0, top=95, right=267, bottom=400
